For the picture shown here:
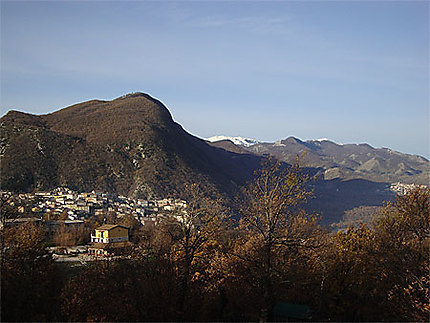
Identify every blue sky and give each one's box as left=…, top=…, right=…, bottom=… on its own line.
left=1, top=1, right=429, bottom=158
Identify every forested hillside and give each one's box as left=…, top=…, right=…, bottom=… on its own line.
left=2, top=160, right=428, bottom=322
left=1, top=93, right=261, bottom=199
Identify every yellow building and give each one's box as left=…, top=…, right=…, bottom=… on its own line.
left=89, top=224, right=130, bottom=256
left=91, top=224, right=129, bottom=243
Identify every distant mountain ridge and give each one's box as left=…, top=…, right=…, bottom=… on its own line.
left=208, top=136, right=429, bottom=185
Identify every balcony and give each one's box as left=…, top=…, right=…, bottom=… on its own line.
left=91, top=235, right=109, bottom=243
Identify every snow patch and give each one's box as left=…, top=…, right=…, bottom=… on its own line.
left=206, top=135, right=260, bottom=147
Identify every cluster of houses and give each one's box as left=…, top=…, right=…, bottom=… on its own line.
left=2, top=187, right=189, bottom=258
left=390, top=182, right=428, bottom=196
left=2, top=186, right=187, bottom=226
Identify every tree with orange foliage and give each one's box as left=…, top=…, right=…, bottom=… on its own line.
left=232, top=156, right=320, bottom=321
left=159, top=183, right=228, bottom=319
left=1, top=223, right=61, bottom=321
left=373, top=186, right=429, bottom=321
left=320, top=224, right=381, bottom=320
left=319, top=187, right=429, bottom=322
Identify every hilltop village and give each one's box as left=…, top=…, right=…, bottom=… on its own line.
left=2, top=182, right=426, bottom=230
left=2, top=186, right=186, bottom=226
left=1, top=187, right=188, bottom=259
left=389, top=182, right=428, bottom=196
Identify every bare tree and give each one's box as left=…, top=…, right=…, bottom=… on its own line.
left=160, top=183, right=228, bottom=318
left=235, top=156, right=319, bottom=321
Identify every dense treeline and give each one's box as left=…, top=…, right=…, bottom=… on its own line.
left=1, top=158, right=429, bottom=322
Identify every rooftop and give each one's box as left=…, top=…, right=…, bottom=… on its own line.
left=96, top=224, right=129, bottom=231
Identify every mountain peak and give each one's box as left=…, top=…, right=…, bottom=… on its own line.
left=117, top=92, right=153, bottom=100
left=38, top=93, right=175, bottom=146
left=0, top=96, right=263, bottom=198
left=306, top=138, right=338, bottom=144
left=1, top=110, right=46, bottom=128
left=281, top=136, right=304, bottom=145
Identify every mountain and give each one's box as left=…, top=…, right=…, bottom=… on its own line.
left=1, top=93, right=262, bottom=199
left=206, top=135, right=260, bottom=147
left=1, top=94, right=409, bottom=225
left=210, top=136, right=429, bottom=185
left=208, top=135, right=430, bottom=224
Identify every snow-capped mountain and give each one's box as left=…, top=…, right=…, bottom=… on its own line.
left=245, top=136, right=428, bottom=185
left=206, top=135, right=260, bottom=147
left=312, top=138, right=331, bottom=142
